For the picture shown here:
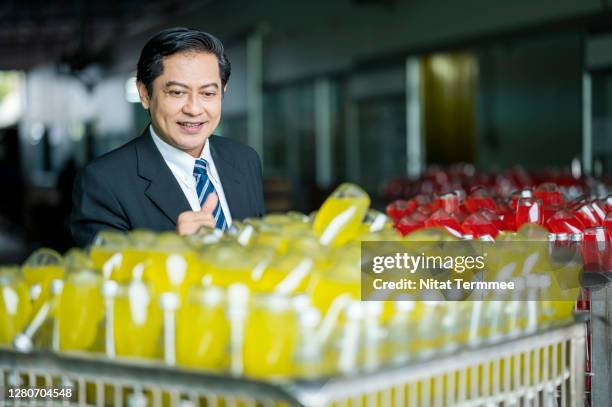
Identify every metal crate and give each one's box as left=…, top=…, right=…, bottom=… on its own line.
left=0, top=323, right=585, bottom=407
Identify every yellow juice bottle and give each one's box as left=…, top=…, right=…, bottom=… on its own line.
left=309, top=270, right=360, bottom=316
left=115, top=249, right=148, bottom=282
left=515, top=224, right=552, bottom=276
left=410, top=301, right=444, bottom=355
left=143, top=233, right=201, bottom=298
left=254, top=230, right=289, bottom=255
left=361, top=209, right=393, bottom=235
left=200, top=242, right=257, bottom=288
left=259, top=213, right=311, bottom=245
left=22, top=248, right=65, bottom=313
left=387, top=300, right=417, bottom=364
left=148, top=252, right=201, bottom=298
left=254, top=253, right=315, bottom=295
left=289, top=234, right=333, bottom=270
left=243, top=295, right=298, bottom=378
left=176, top=286, right=229, bottom=369
left=403, top=226, right=458, bottom=242
left=64, top=248, right=94, bottom=270
left=110, top=229, right=158, bottom=282
left=359, top=227, right=402, bottom=243
left=313, top=183, right=370, bottom=247
left=0, top=267, right=32, bottom=345
left=114, top=279, right=162, bottom=359
left=547, top=237, right=581, bottom=324
left=308, top=242, right=364, bottom=315
left=539, top=279, right=578, bottom=326
left=89, top=230, right=129, bottom=271
left=280, top=221, right=312, bottom=246
left=58, top=270, right=103, bottom=351
left=89, top=247, right=117, bottom=271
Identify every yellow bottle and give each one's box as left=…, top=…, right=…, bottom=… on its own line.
left=289, top=234, right=333, bottom=271
left=313, top=183, right=370, bottom=247
left=22, top=248, right=64, bottom=314
left=403, top=226, right=458, bottom=242
left=309, top=262, right=360, bottom=316
left=0, top=267, right=32, bottom=345
left=361, top=209, right=394, bottom=236
left=199, top=242, right=258, bottom=288
left=176, top=286, right=229, bottom=369
left=58, top=269, right=103, bottom=351
left=143, top=232, right=201, bottom=298
left=254, top=230, right=290, bottom=255
left=64, top=248, right=94, bottom=270
left=89, top=230, right=129, bottom=271
left=112, top=230, right=157, bottom=283
left=254, top=253, right=315, bottom=295
left=114, top=278, right=162, bottom=359
left=243, top=294, right=299, bottom=378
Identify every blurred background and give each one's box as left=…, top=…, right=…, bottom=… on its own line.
left=2, top=0, right=612, bottom=262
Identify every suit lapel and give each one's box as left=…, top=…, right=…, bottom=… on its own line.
left=135, top=128, right=191, bottom=225
left=209, top=135, right=245, bottom=218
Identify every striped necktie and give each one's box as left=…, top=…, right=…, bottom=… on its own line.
left=193, top=158, right=227, bottom=231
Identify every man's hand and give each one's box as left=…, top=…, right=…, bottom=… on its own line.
left=176, top=193, right=219, bottom=235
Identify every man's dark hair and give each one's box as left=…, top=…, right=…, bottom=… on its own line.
left=136, top=27, right=231, bottom=96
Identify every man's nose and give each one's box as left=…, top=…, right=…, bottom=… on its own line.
left=182, top=94, right=204, bottom=116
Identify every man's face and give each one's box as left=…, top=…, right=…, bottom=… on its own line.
left=137, top=51, right=225, bottom=157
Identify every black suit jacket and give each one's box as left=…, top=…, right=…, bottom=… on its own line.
left=71, top=127, right=265, bottom=247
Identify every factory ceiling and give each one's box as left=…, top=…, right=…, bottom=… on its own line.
left=0, top=0, right=196, bottom=71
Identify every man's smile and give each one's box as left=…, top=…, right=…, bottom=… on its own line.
left=177, top=121, right=206, bottom=133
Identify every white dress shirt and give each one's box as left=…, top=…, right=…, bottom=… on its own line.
left=150, top=126, right=233, bottom=227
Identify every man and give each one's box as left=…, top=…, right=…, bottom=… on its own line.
left=71, top=27, right=265, bottom=248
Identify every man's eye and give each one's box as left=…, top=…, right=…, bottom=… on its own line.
left=168, top=90, right=184, bottom=96
left=203, top=92, right=217, bottom=97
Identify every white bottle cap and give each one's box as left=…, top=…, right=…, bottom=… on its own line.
left=159, top=292, right=180, bottom=311
left=102, top=280, right=119, bottom=297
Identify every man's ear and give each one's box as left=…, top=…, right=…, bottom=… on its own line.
left=137, top=81, right=151, bottom=110
left=223, top=84, right=228, bottom=97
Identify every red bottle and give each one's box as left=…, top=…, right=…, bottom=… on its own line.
left=574, top=203, right=599, bottom=228
left=479, top=208, right=505, bottom=231
left=568, top=195, right=588, bottom=210
left=542, top=205, right=560, bottom=224
left=465, top=187, right=497, bottom=213
left=395, top=214, right=425, bottom=236
left=516, top=197, right=543, bottom=227
left=386, top=200, right=410, bottom=221
left=546, top=209, right=585, bottom=234
left=410, top=209, right=428, bottom=224
left=407, top=194, right=432, bottom=214
left=576, top=288, right=590, bottom=311
left=425, top=209, right=464, bottom=238
left=499, top=211, right=516, bottom=231
left=604, top=212, right=612, bottom=231
left=495, top=200, right=516, bottom=231
left=510, top=189, right=533, bottom=210
left=590, top=200, right=606, bottom=224
left=462, top=212, right=499, bottom=239
left=582, top=226, right=612, bottom=272
left=432, top=191, right=461, bottom=214
left=534, top=182, right=564, bottom=206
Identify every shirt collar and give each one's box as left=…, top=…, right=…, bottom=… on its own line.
left=150, top=125, right=210, bottom=178
left=202, top=136, right=212, bottom=165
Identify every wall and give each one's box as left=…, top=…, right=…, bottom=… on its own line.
left=110, top=0, right=602, bottom=83
left=20, top=67, right=134, bottom=184
left=475, top=33, right=583, bottom=170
